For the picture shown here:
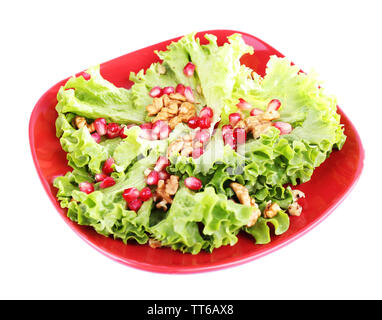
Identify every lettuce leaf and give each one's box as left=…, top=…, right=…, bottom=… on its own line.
left=149, top=187, right=255, bottom=254
left=56, top=65, right=146, bottom=124
left=55, top=113, right=109, bottom=174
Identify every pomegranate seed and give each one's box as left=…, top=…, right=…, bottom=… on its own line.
left=233, top=127, right=247, bottom=144
left=79, top=182, right=94, bottom=194
left=199, top=106, right=213, bottom=118
left=214, top=121, right=221, bottom=130
left=163, top=86, right=175, bottom=95
left=91, top=132, right=101, bottom=143
left=119, top=127, right=128, bottom=139
left=198, top=116, right=211, bottom=129
left=149, top=86, right=163, bottom=98
left=221, top=124, right=233, bottom=136
left=154, top=156, right=170, bottom=172
left=184, top=177, right=202, bottom=190
left=140, top=122, right=152, bottom=130
left=194, top=129, right=210, bottom=144
left=99, top=176, right=116, bottom=189
left=192, top=147, right=204, bottom=159
left=223, top=131, right=236, bottom=150
left=94, top=118, right=107, bottom=136
left=151, top=120, right=164, bottom=139
left=102, top=157, right=115, bottom=175
left=139, top=128, right=155, bottom=140
left=184, top=86, right=195, bottom=102
left=267, top=99, right=281, bottom=111
left=237, top=98, right=252, bottom=110
left=139, top=187, right=153, bottom=202
left=122, top=187, right=140, bottom=203
left=152, top=120, right=171, bottom=140
left=229, top=113, right=242, bottom=127
left=146, top=170, right=159, bottom=185
left=175, top=84, right=185, bottom=95
left=95, top=173, right=108, bottom=182
left=250, top=108, right=264, bottom=116
left=183, top=62, right=195, bottom=77
left=158, top=170, right=170, bottom=181
left=106, top=123, right=121, bottom=139
left=159, top=124, right=171, bottom=139
left=273, top=121, right=292, bottom=135
left=128, top=198, right=143, bottom=212
left=188, top=116, right=200, bottom=129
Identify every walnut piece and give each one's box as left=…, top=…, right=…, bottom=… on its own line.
left=167, top=131, right=207, bottom=158
left=264, top=201, right=281, bottom=219
left=154, top=175, right=180, bottom=211
left=167, top=139, right=184, bottom=157
left=74, top=116, right=87, bottom=129
left=74, top=116, right=95, bottom=133
left=230, top=182, right=252, bottom=207
left=233, top=104, right=281, bottom=139
left=149, top=238, right=162, bottom=248
left=287, top=189, right=305, bottom=216
left=230, top=182, right=261, bottom=227
left=169, top=93, right=187, bottom=102
left=288, top=202, right=302, bottom=216
left=147, top=93, right=196, bottom=129
left=292, top=189, right=305, bottom=202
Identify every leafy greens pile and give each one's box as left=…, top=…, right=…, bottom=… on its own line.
left=53, top=33, right=346, bottom=254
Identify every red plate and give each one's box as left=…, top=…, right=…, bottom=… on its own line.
left=29, top=30, right=364, bottom=273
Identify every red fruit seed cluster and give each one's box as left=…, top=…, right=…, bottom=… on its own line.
left=122, top=187, right=152, bottom=212
left=91, top=117, right=128, bottom=143
left=79, top=157, right=117, bottom=194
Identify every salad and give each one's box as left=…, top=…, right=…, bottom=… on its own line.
left=53, top=33, right=346, bottom=254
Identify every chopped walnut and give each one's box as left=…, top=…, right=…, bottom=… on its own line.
left=288, top=189, right=305, bottom=216
left=230, top=182, right=261, bottom=227
left=168, top=116, right=184, bottom=129
left=178, top=102, right=196, bottom=121
left=169, top=93, right=187, bottom=102
left=260, top=110, right=280, bottom=121
left=230, top=182, right=252, bottom=206
left=264, top=201, right=281, bottom=219
left=147, top=93, right=196, bottom=129
left=232, top=101, right=281, bottom=139
left=149, top=238, right=162, bottom=248
left=74, top=116, right=87, bottom=129
left=165, top=175, right=179, bottom=195
left=73, top=116, right=95, bottom=133
left=292, top=189, right=305, bottom=202
left=288, top=202, right=302, bottom=216
left=251, top=122, right=272, bottom=139
left=146, top=97, right=164, bottom=116
left=167, top=139, right=185, bottom=157
left=180, top=145, right=193, bottom=157
left=87, top=122, right=95, bottom=133
left=167, top=130, right=207, bottom=158
left=247, top=199, right=261, bottom=227
left=154, top=175, right=179, bottom=211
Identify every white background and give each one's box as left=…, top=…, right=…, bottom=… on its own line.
left=1, top=0, right=381, bottom=300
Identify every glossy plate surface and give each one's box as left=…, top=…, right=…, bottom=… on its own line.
left=29, top=30, right=364, bottom=274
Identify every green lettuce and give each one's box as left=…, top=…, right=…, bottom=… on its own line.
left=150, top=187, right=255, bottom=254
left=57, top=65, right=146, bottom=124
